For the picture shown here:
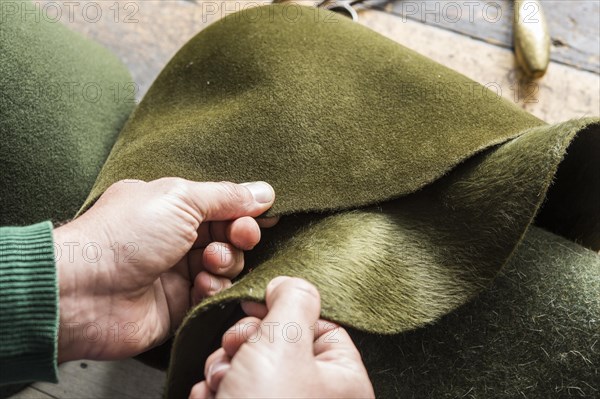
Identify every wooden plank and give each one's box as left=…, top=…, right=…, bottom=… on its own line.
left=42, top=0, right=596, bottom=122
left=380, top=0, right=600, bottom=73
left=34, top=1, right=599, bottom=97
left=9, top=387, right=56, bottom=399
left=359, top=9, right=599, bottom=123
left=34, top=0, right=271, bottom=99
left=11, top=359, right=167, bottom=399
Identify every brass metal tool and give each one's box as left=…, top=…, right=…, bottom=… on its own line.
left=514, top=0, right=551, bottom=78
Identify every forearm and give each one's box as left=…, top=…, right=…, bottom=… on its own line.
left=0, top=222, right=59, bottom=385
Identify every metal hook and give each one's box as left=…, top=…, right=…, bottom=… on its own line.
left=272, top=0, right=364, bottom=22
left=322, top=1, right=359, bottom=21
left=318, top=0, right=368, bottom=22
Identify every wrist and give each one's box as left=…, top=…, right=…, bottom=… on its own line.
left=54, top=222, right=108, bottom=362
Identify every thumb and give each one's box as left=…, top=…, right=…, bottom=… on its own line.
left=260, top=276, right=321, bottom=353
left=186, top=181, right=275, bottom=222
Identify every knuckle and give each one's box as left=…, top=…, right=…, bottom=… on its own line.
left=153, top=177, right=174, bottom=185
left=230, top=252, right=245, bottom=275
left=181, top=223, right=199, bottom=244
left=218, top=182, right=253, bottom=205
left=165, top=177, right=191, bottom=198
left=170, top=177, right=189, bottom=190
left=188, top=383, right=205, bottom=399
left=104, top=179, right=144, bottom=196
left=106, top=180, right=126, bottom=193
left=287, top=278, right=320, bottom=302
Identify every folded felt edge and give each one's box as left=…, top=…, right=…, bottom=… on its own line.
left=164, top=119, right=599, bottom=399
left=74, top=4, right=545, bottom=219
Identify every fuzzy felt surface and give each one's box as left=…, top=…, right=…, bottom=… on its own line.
left=79, top=6, right=546, bottom=216
left=71, top=5, right=599, bottom=398
left=0, top=1, right=134, bottom=225
left=164, top=119, right=598, bottom=399
left=167, top=226, right=600, bottom=399
left=352, top=225, right=600, bottom=398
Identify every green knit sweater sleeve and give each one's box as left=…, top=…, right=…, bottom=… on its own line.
left=0, top=221, right=59, bottom=385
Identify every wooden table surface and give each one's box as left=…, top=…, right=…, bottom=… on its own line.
left=12, top=1, right=599, bottom=398
left=31, top=0, right=600, bottom=122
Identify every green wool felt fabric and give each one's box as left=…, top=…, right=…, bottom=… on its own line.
left=0, top=1, right=134, bottom=226
left=352, top=225, right=599, bottom=398
left=74, top=5, right=600, bottom=398
left=175, top=226, right=599, bottom=399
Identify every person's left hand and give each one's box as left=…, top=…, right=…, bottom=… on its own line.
left=54, top=178, right=277, bottom=362
left=190, top=276, right=374, bottom=399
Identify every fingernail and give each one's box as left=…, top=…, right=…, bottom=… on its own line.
left=210, top=275, right=223, bottom=292
left=241, top=181, right=274, bottom=204
left=207, top=361, right=230, bottom=387
left=267, top=276, right=291, bottom=292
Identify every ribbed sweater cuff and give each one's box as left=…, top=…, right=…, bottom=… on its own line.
left=0, top=221, right=59, bottom=385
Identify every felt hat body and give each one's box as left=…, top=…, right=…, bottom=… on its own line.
left=72, top=5, right=599, bottom=398
left=0, top=3, right=133, bottom=396
left=0, top=0, right=134, bottom=226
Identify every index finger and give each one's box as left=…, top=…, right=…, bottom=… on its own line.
left=259, top=276, right=321, bottom=353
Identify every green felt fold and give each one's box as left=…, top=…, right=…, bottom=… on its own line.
left=353, top=225, right=599, bottom=398
left=167, top=226, right=600, bottom=399
left=81, top=5, right=546, bottom=216
left=0, top=1, right=134, bottom=226
left=74, top=5, right=599, bottom=398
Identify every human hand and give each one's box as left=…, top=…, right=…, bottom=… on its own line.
left=189, top=276, right=375, bottom=399
left=54, top=178, right=277, bottom=362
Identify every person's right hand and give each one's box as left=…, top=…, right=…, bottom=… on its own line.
left=55, top=178, right=277, bottom=362
left=189, top=276, right=375, bottom=399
